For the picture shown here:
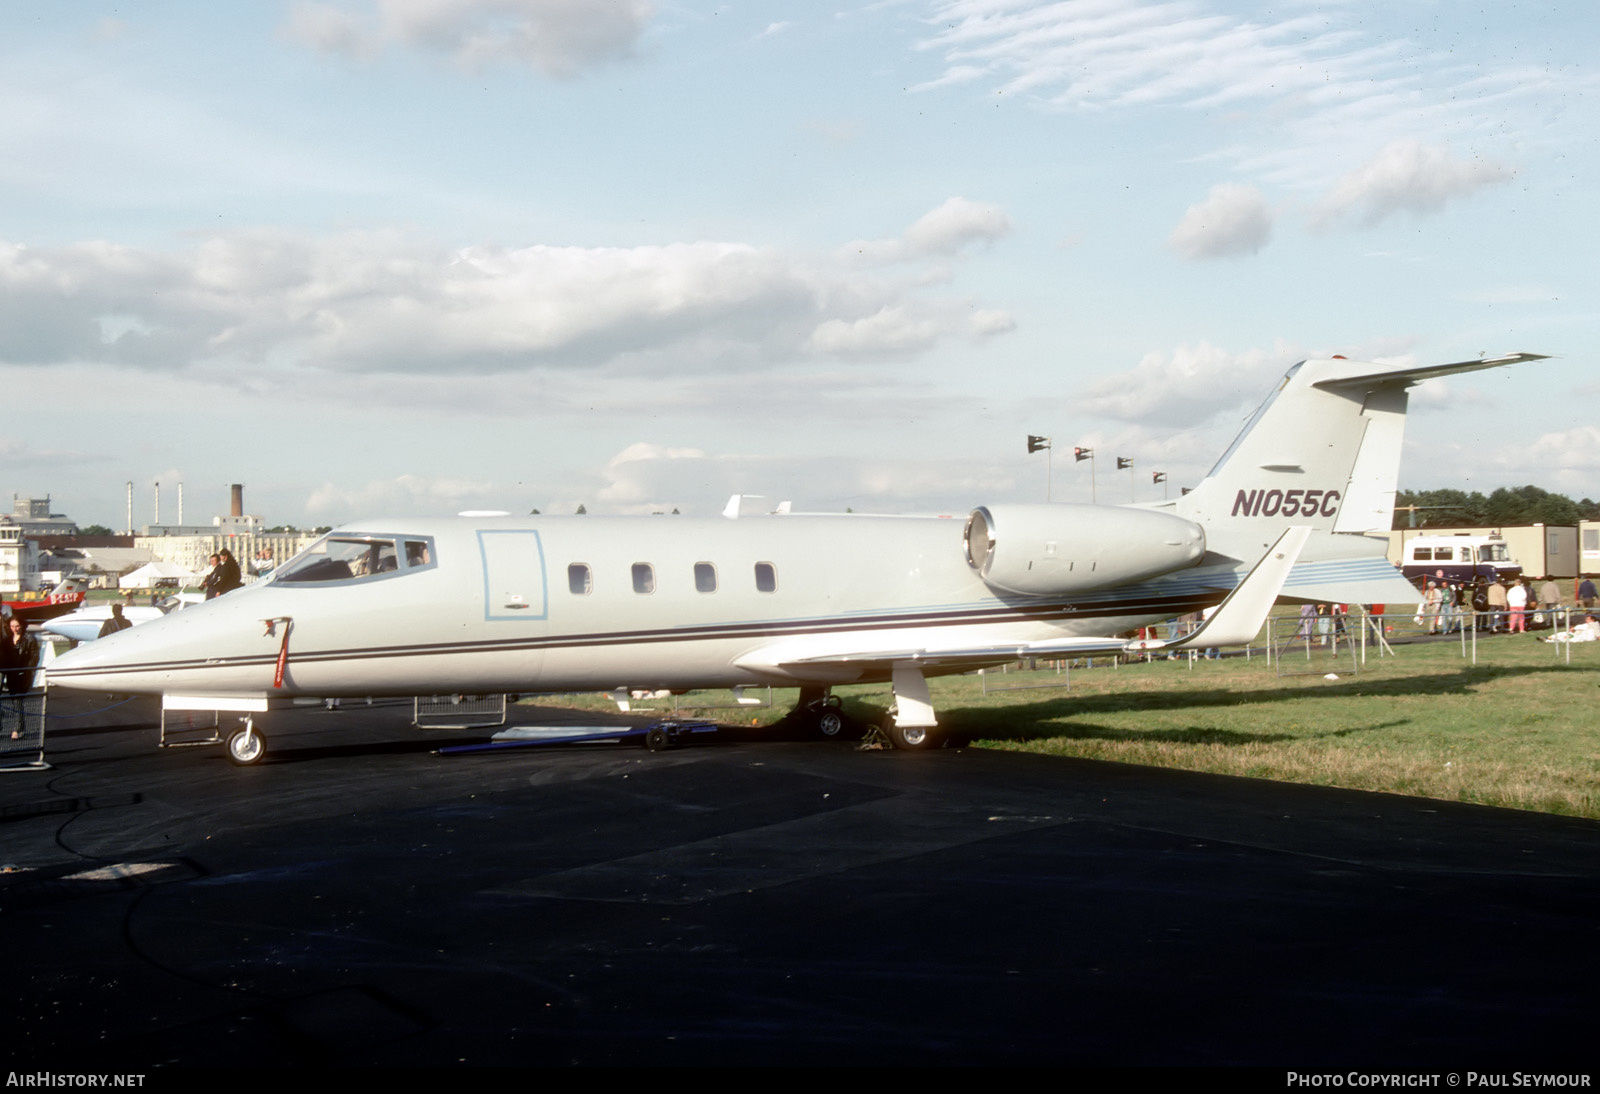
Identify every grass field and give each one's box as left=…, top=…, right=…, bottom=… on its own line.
left=549, top=618, right=1600, bottom=819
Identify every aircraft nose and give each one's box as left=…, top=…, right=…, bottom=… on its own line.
left=47, top=626, right=148, bottom=691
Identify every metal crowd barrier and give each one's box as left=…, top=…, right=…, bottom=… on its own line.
left=0, top=689, right=49, bottom=771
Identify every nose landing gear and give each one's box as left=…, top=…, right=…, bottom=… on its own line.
left=226, top=716, right=266, bottom=766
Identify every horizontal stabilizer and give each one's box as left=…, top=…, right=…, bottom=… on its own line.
left=1193, top=555, right=1426, bottom=607
left=1276, top=558, right=1424, bottom=606
left=1312, top=352, right=1549, bottom=391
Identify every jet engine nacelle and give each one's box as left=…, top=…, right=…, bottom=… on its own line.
left=962, top=504, right=1206, bottom=596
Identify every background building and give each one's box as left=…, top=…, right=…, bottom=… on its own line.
left=134, top=485, right=317, bottom=583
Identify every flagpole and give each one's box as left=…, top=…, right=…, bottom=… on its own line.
left=1027, top=435, right=1053, bottom=502
left=1073, top=446, right=1095, bottom=503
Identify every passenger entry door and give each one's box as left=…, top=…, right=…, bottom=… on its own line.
left=476, top=529, right=547, bottom=686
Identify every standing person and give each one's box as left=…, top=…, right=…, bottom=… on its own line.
left=3, top=616, right=39, bottom=741
left=1438, top=581, right=1458, bottom=634
left=201, top=554, right=223, bottom=599
left=1296, top=602, right=1318, bottom=650
left=215, top=549, right=243, bottom=596
left=4, top=617, right=39, bottom=695
left=1579, top=576, right=1597, bottom=610
left=1506, top=577, right=1529, bottom=634
left=1421, top=581, right=1443, bottom=634
left=0, top=617, right=14, bottom=740
left=97, top=603, right=134, bottom=638
left=1486, top=577, right=1508, bottom=633
left=1537, top=576, right=1562, bottom=630
left=1539, top=576, right=1563, bottom=612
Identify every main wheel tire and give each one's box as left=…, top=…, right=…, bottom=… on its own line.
left=645, top=725, right=671, bottom=752
left=226, top=725, right=266, bottom=766
left=816, top=708, right=847, bottom=738
left=883, top=713, right=938, bottom=751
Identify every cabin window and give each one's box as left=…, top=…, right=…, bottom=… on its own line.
left=754, top=562, right=777, bottom=593
left=276, top=536, right=401, bottom=584
left=632, top=563, right=655, bottom=594
left=1434, top=547, right=1453, bottom=561
left=568, top=563, right=592, bottom=595
left=1413, top=548, right=1432, bottom=561
left=694, top=562, right=717, bottom=593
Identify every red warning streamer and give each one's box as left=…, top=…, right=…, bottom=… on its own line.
left=271, top=618, right=292, bottom=688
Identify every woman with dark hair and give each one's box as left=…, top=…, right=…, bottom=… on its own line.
left=3, top=616, right=39, bottom=695
left=216, top=549, right=243, bottom=596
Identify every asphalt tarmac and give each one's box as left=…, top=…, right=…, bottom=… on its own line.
left=3, top=695, right=1597, bottom=1068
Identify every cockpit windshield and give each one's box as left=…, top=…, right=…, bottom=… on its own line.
left=274, top=534, right=435, bottom=585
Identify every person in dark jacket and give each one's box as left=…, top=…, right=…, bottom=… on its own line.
left=4, top=616, right=39, bottom=694
left=215, top=549, right=243, bottom=596
left=97, top=603, right=134, bottom=639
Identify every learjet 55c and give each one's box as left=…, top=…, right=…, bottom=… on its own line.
left=48, top=353, right=1545, bottom=763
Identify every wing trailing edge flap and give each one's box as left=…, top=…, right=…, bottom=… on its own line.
left=738, top=527, right=1312, bottom=674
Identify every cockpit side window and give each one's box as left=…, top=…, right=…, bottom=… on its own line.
left=276, top=535, right=435, bottom=585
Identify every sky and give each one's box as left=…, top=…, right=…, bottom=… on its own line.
left=2, top=0, right=1596, bottom=530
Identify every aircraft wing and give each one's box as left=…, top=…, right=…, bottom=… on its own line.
left=739, top=527, right=1310, bottom=673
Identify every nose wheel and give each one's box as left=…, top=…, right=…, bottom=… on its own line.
left=226, top=717, right=266, bottom=766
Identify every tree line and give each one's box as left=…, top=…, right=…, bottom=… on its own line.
left=1394, top=486, right=1600, bottom=529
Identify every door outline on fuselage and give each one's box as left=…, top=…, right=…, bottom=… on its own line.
left=477, top=529, right=549, bottom=623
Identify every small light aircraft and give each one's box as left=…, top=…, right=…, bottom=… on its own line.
left=47, top=353, right=1545, bottom=763
left=40, top=593, right=205, bottom=645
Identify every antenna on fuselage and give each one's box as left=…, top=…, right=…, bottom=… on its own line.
left=722, top=494, right=761, bottom=519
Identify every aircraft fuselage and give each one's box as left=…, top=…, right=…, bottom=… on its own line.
left=47, top=511, right=1226, bottom=701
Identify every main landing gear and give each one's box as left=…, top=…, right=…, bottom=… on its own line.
left=790, top=686, right=858, bottom=740
left=875, top=664, right=947, bottom=751
left=226, top=716, right=266, bottom=766
left=791, top=668, right=957, bottom=751
left=878, top=709, right=938, bottom=751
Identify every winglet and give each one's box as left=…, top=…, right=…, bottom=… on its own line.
left=1125, top=525, right=1311, bottom=652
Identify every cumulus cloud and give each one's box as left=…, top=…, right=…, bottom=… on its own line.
left=283, top=0, right=654, bottom=77
left=806, top=302, right=1013, bottom=360
left=0, top=201, right=1012, bottom=376
left=1497, top=426, right=1600, bottom=475
left=594, top=443, right=723, bottom=512
left=1075, top=341, right=1295, bottom=426
left=1168, top=183, right=1274, bottom=260
left=845, top=197, right=1012, bottom=264
left=1311, top=140, right=1513, bottom=229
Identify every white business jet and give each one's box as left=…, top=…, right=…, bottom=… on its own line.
left=47, top=353, right=1545, bottom=764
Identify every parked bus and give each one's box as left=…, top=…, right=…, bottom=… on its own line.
left=1399, top=534, right=1522, bottom=589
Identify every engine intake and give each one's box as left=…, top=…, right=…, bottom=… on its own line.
left=963, top=504, right=1206, bottom=596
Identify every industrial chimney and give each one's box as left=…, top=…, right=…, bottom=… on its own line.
left=231, top=484, right=243, bottom=518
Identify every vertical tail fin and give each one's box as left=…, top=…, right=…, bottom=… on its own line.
left=1175, top=354, right=1546, bottom=536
